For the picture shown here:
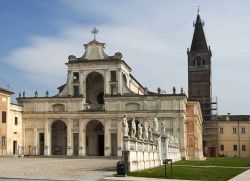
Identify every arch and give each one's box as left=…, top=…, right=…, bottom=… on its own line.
left=125, top=102, right=140, bottom=111
left=52, top=104, right=65, bottom=112
left=123, top=74, right=127, bottom=86
left=86, top=72, right=104, bottom=106
left=51, top=120, right=67, bottom=155
left=86, top=120, right=104, bottom=156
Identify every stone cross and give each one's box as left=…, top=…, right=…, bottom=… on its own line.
left=91, top=27, right=99, bottom=40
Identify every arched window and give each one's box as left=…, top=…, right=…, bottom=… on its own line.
left=192, top=60, right=196, bottom=66
left=196, top=56, right=201, bottom=66
left=202, top=59, right=205, bottom=65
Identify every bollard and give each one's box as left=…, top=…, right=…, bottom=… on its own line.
left=163, top=159, right=173, bottom=178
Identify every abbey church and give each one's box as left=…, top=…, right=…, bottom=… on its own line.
left=0, top=13, right=213, bottom=160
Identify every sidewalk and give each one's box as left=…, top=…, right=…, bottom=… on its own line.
left=103, top=176, right=194, bottom=181
left=229, top=169, right=250, bottom=181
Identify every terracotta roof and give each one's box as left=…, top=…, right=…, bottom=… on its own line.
left=190, top=14, right=208, bottom=51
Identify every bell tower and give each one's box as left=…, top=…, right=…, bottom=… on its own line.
left=187, top=11, right=212, bottom=120
left=187, top=10, right=218, bottom=157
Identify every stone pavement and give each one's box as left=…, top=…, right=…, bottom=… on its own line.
left=103, top=177, right=194, bottom=181
left=229, top=169, right=250, bottom=181
left=0, top=156, right=120, bottom=181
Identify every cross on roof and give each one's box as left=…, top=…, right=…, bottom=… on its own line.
left=197, top=5, right=200, bottom=15
left=91, top=27, right=99, bottom=40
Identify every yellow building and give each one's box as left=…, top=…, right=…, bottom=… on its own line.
left=0, top=87, right=22, bottom=155
left=218, top=114, right=250, bottom=157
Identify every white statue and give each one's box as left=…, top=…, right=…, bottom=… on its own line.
left=161, top=121, right=166, bottom=135
left=148, top=126, right=153, bottom=142
left=143, top=122, right=148, bottom=140
left=137, top=121, right=143, bottom=140
left=122, top=114, right=129, bottom=137
left=153, top=115, right=159, bottom=133
left=131, top=118, right=136, bottom=139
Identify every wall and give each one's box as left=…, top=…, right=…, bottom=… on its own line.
left=218, top=118, right=250, bottom=157
left=186, top=101, right=204, bottom=160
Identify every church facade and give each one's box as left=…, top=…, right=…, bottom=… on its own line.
left=16, top=31, right=203, bottom=160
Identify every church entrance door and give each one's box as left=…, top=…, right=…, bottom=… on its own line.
left=86, top=120, right=104, bottom=156
left=73, top=133, right=79, bottom=156
left=39, top=133, right=44, bottom=155
left=51, top=120, right=67, bottom=155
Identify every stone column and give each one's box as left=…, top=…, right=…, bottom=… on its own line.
left=79, top=120, right=86, bottom=156
left=67, top=70, right=73, bottom=96
left=179, top=114, right=187, bottom=159
left=33, top=127, right=38, bottom=155
left=105, top=69, right=110, bottom=95
left=117, top=120, right=122, bottom=157
left=117, top=69, right=123, bottom=95
left=67, top=119, right=73, bottom=156
left=104, top=120, right=111, bottom=156
left=44, top=119, right=51, bottom=156
left=79, top=71, right=84, bottom=97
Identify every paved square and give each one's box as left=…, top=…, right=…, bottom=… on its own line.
left=0, top=157, right=119, bottom=181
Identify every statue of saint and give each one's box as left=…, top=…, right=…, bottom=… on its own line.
left=153, top=115, right=159, bottom=133
left=137, top=121, right=143, bottom=140
left=46, top=90, right=49, bottom=97
left=131, top=118, right=136, bottom=139
left=143, top=122, right=148, bottom=140
left=148, top=126, right=153, bottom=142
left=35, top=91, right=38, bottom=97
left=122, top=115, right=129, bottom=137
left=161, top=121, right=166, bottom=135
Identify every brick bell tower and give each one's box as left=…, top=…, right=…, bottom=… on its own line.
left=187, top=10, right=218, bottom=157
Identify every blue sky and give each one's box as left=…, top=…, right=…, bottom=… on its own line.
left=0, top=0, right=250, bottom=114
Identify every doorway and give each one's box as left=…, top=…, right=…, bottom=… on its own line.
left=86, top=120, right=104, bottom=156
left=111, top=133, right=117, bottom=156
left=39, top=133, right=44, bottom=155
left=13, top=141, right=17, bottom=155
left=51, top=120, right=67, bottom=155
left=98, top=134, right=104, bottom=156
left=73, top=133, right=79, bottom=156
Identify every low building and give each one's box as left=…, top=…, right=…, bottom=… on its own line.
left=218, top=114, right=250, bottom=157
left=0, top=87, right=23, bottom=155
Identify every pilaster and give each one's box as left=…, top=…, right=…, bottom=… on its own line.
left=67, top=118, right=73, bottom=156
left=104, top=119, right=111, bottom=156
left=44, top=119, right=51, bottom=156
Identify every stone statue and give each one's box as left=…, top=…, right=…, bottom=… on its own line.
left=148, top=126, right=153, bottom=142
left=131, top=118, right=136, bottom=139
left=173, top=86, right=176, bottom=94
left=143, top=122, right=148, bottom=140
left=35, top=91, right=38, bottom=97
left=46, top=90, right=49, bottom=97
left=153, top=115, right=159, bottom=133
left=137, top=121, right=143, bottom=140
left=23, top=91, right=25, bottom=98
left=161, top=121, right=166, bottom=135
left=19, top=92, right=21, bottom=98
left=180, top=87, right=184, bottom=94
left=122, top=115, right=129, bottom=137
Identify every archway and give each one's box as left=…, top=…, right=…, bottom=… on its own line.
left=86, top=72, right=104, bottom=106
left=51, top=120, right=67, bottom=155
left=86, top=120, right=104, bottom=156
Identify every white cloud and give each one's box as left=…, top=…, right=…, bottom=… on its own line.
left=4, top=0, right=250, bottom=114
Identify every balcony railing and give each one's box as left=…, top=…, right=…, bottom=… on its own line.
left=84, top=104, right=104, bottom=111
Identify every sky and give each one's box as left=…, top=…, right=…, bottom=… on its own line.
left=0, top=0, right=250, bottom=115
